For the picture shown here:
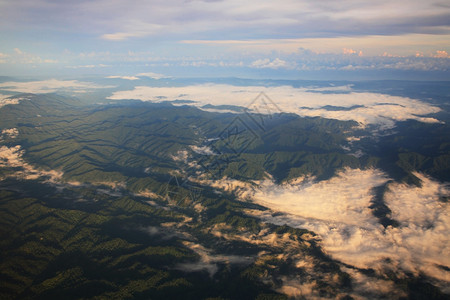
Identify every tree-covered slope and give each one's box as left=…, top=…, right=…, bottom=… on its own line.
left=0, top=93, right=449, bottom=299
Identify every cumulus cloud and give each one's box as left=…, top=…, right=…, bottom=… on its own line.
left=343, top=48, right=357, bottom=55
left=108, top=84, right=442, bottom=130
left=342, top=49, right=364, bottom=57
left=1, top=128, right=19, bottom=138
left=0, top=95, right=30, bottom=109
left=241, top=168, right=450, bottom=293
left=433, top=50, right=449, bottom=58
left=0, top=79, right=113, bottom=94
left=0, top=128, right=19, bottom=142
left=250, top=58, right=290, bottom=69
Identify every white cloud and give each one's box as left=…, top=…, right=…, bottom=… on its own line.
left=106, top=75, right=139, bottom=80
left=104, top=73, right=170, bottom=81
left=239, top=168, right=450, bottom=293
left=67, top=64, right=110, bottom=69
left=108, top=84, right=442, bottom=130
left=0, top=79, right=114, bottom=94
left=250, top=58, right=290, bottom=69
left=251, top=168, right=389, bottom=225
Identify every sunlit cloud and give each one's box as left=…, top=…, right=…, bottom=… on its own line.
left=240, top=169, right=450, bottom=293
left=180, top=34, right=450, bottom=57
left=433, top=50, right=450, bottom=58
left=1, top=128, right=19, bottom=139
left=108, top=84, right=442, bottom=129
left=0, top=1, right=449, bottom=78
left=0, top=95, right=29, bottom=109
left=0, top=145, right=63, bottom=182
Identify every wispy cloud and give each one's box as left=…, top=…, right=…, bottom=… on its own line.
left=105, top=73, right=170, bottom=81
left=106, top=75, right=139, bottom=80
left=101, top=22, right=165, bottom=41
left=5, top=0, right=446, bottom=41
left=176, top=241, right=253, bottom=276
left=0, top=48, right=59, bottom=65
left=0, top=79, right=114, bottom=94
left=67, top=64, right=110, bottom=69
left=180, top=34, right=450, bottom=57
left=136, top=72, right=171, bottom=79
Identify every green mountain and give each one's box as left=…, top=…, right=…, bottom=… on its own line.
left=0, top=92, right=449, bottom=299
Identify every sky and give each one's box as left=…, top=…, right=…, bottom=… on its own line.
left=0, top=0, right=450, bottom=79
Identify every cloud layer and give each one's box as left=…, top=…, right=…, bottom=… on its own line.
left=242, top=168, right=449, bottom=292
left=2, top=0, right=449, bottom=41
left=108, top=84, right=441, bottom=129
left=0, top=79, right=113, bottom=94
left=1, top=1, right=449, bottom=79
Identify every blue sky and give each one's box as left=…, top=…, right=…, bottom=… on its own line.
left=0, top=0, right=449, bottom=79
